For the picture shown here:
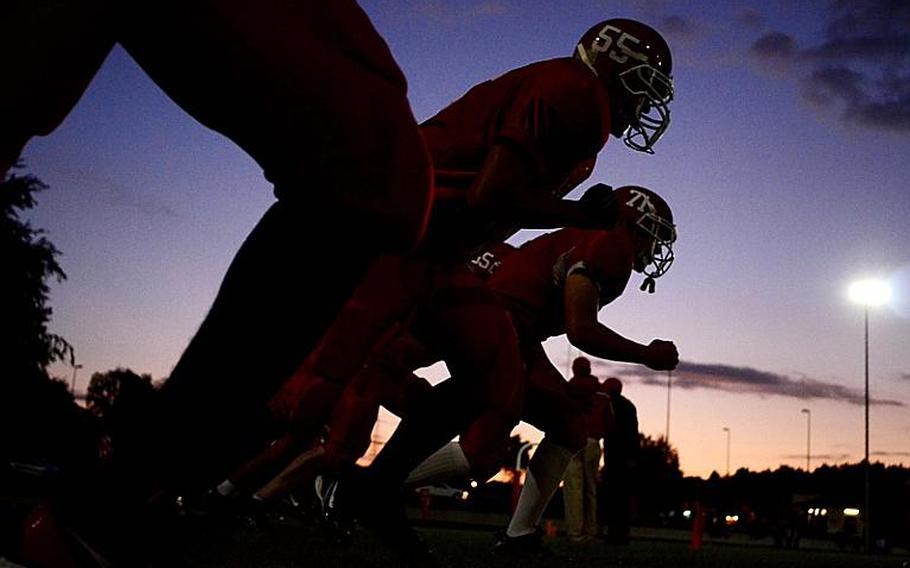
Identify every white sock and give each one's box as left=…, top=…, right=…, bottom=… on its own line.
left=405, top=441, right=471, bottom=487
left=216, top=479, right=236, bottom=497
left=506, top=440, right=574, bottom=538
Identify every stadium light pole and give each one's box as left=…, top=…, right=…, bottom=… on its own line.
left=801, top=408, right=811, bottom=472
left=848, top=278, right=891, bottom=553
left=722, top=427, right=731, bottom=477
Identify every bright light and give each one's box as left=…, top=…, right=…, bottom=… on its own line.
left=683, top=510, right=692, bottom=519
left=848, top=279, right=892, bottom=307
left=844, top=508, right=860, bottom=517
left=460, top=491, right=469, bottom=501
left=821, top=509, right=827, bottom=516
left=725, top=515, right=739, bottom=525
left=470, top=480, right=478, bottom=488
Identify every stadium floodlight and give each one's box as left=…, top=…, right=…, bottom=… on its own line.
left=848, top=280, right=892, bottom=307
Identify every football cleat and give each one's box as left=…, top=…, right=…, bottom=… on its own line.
left=492, top=527, right=553, bottom=557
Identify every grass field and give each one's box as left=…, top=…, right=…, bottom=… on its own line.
left=169, top=511, right=910, bottom=568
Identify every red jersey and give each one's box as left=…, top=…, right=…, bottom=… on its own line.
left=488, top=228, right=635, bottom=341
left=419, top=57, right=611, bottom=254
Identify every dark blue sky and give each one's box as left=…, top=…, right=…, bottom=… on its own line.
left=21, top=0, right=910, bottom=477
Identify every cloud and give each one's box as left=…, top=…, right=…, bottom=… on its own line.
left=64, top=165, right=180, bottom=219
left=749, top=0, right=910, bottom=133
left=871, top=450, right=910, bottom=458
left=585, top=360, right=905, bottom=407
left=898, top=373, right=910, bottom=381
left=782, top=453, right=852, bottom=461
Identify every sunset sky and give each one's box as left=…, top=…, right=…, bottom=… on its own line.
left=21, top=0, right=910, bottom=479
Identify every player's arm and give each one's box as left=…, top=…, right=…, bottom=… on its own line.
left=465, top=144, right=612, bottom=229
left=563, top=272, right=678, bottom=370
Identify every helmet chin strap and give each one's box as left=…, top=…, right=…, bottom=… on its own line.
left=575, top=44, right=599, bottom=76
left=640, top=276, right=656, bottom=294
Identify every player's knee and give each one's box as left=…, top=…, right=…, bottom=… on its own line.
left=459, top=417, right=516, bottom=481
left=322, top=439, right=365, bottom=472
left=548, top=420, right=588, bottom=454
left=461, top=441, right=506, bottom=482
left=380, top=374, right=431, bottom=417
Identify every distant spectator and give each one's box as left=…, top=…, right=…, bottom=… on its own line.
left=562, top=357, right=611, bottom=542
left=600, top=377, right=638, bottom=544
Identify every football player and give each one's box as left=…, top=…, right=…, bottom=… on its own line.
left=2, top=1, right=434, bottom=494
left=341, top=185, right=679, bottom=557
left=5, top=1, right=432, bottom=564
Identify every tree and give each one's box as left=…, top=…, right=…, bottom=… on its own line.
left=633, top=434, right=685, bottom=522
left=0, top=163, right=73, bottom=377
left=0, top=164, right=95, bottom=470
left=87, top=368, right=155, bottom=422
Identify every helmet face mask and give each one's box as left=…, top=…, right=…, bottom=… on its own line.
left=619, top=65, right=674, bottom=153
left=635, top=209, right=676, bottom=280
left=612, top=186, right=676, bottom=284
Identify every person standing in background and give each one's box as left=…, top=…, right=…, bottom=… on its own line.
left=600, top=377, right=639, bottom=544
left=562, top=357, right=612, bottom=542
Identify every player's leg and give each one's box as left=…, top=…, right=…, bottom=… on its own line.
left=562, top=453, right=584, bottom=540
left=582, top=439, right=601, bottom=538
left=204, top=351, right=347, bottom=505
left=322, top=326, right=438, bottom=472
left=321, top=286, right=518, bottom=563
left=341, top=291, right=523, bottom=564
left=367, top=268, right=524, bottom=487
left=262, top=257, right=426, bottom=455
left=0, top=0, right=115, bottom=176
left=399, top=385, right=520, bottom=499
left=253, top=290, right=435, bottom=503
left=117, top=0, right=433, bottom=250
left=257, top=332, right=435, bottom=501
left=150, top=201, right=375, bottom=492
left=267, top=360, right=344, bottom=447
left=502, top=345, right=587, bottom=540
left=218, top=432, right=320, bottom=501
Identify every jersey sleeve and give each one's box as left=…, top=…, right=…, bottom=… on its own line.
left=495, top=65, right=608, bottom=175
left=565, top=233, right=632, bottom=305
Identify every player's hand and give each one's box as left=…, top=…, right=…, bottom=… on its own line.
left=645, top=339, right=678, bottom=371
left=579, top=183, right=618, bottom=228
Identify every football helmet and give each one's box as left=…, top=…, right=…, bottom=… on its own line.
left=575, top=19, right=674, bottom=153
left=612, top=185, right=676, bottom=292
